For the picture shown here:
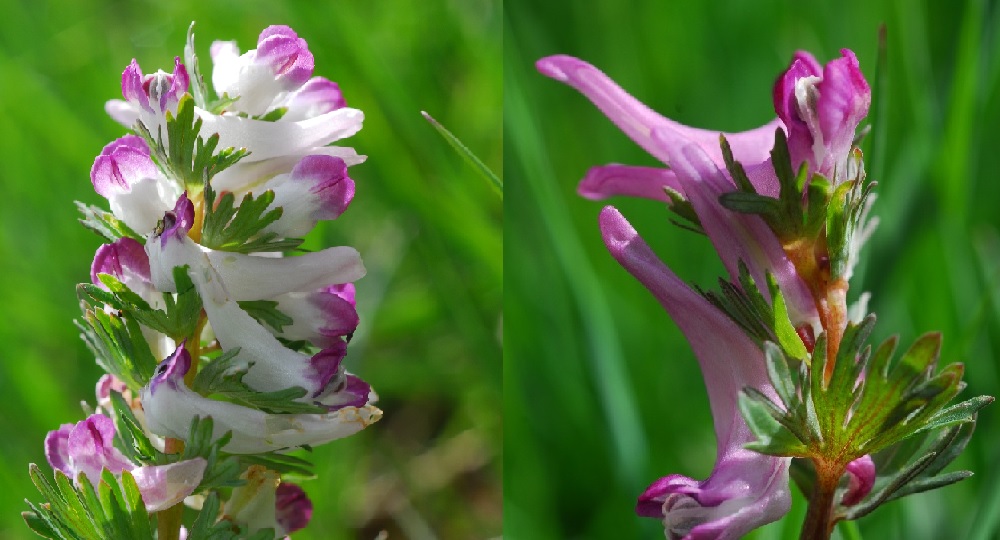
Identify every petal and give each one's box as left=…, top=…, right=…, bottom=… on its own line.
left=275, top=482, right=313, bottom=534
left=536, top=55, right=782, bottom=173
left=66, top=414, right=134, bottom=482
left=578, top=164, right=676, bottom=202
left=815, top=50, right=870, bottom=176
left=259, top=155, right=355, bottom=238
left=142, top=345, right=382, bottom=454
left=90, top=135, right=157, bottom=197
left=202, top=246, right=365, bottom=300
left=210, top=40, right=242, bottom=97
left=105, top=99, right=139, bottom=128
left=268, top=288, right=360, bottom=347
left=44, top=424, right=75, bottom=476
left=256, top=25, right=314, bottom=88
left=131, top=458, right=207, bottom=512
left=283, top=77, right=347, bottom=122
left=652, top=128, right=818, bottom=326
left=121, top=59, right=151, bottom=112
left=600, top=207, right=791, bottom=538
left=196, top=107, right=364, bottom=163
left=841, top=454, right=875, bottom=506
left=91, top=237, right=152, bottom=289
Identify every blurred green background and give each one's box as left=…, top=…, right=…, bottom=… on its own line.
left=0, top=1, right=500, bottom=539
left=506, top=0, right=1000, bottom=538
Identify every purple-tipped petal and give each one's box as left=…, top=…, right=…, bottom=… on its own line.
left=579, top=164, right=677, bottom=201
left=65, top=414, right=134, bottom=482
left=44, top=424, right=74, bottom=476
left=91, top=237, right=151, bottom=287
left=841, top=454, right=876, bottom=506
left=148, top=342, right=192, bottom=396
left=255, top=155, right=355, bottom=237
left=327, top=283, right=356, bottom=306
left=292, top=155, right=354, bottom=219
left=145, top=57, right=189, bottom=113
left=284, top=77, right=347, bottom=122
left=537, top=55, right=783, bottom=177
left=142, top=345, right=382, bottom=453
left=157, top=194, right=195, bottom=248
left=91, top=135, right=157, bottom=197
left=815, top=50, right=870, bottom=176
left=308, top=342, right=347, bottom=398
left=256, top=25, right=314, bottom=88
left=600, top=207, right=791, bottom=539
left=275, top=483, right=313, bottom=534
left=269, top=288, right=359, bottom=347
left=122, top=59, right=152, bottom=112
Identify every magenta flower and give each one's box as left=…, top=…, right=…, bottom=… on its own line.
left=601, top=207, right=790, bottom=539
left=774, top=50, right=871, bottom=184
left=536, top=54, right=832, bottom=328
left=536, top=50, right=869, bottom=200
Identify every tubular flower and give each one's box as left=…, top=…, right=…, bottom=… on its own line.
left=43, top=23, right=381, bottom=537
left=141, top=344, right=380, bottom=454
left=536, top=54, right=830, bottom=328
left=601, top=207, right=790, bottom=540
left=536, top=51, right=870, bottom=201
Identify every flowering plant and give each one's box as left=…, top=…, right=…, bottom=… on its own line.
left=539, top=49, right=992, bottom=540
left=23, top=24, right=380, bottom=539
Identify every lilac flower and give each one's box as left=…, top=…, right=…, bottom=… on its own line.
left=536, top=50, right=869, bottom=200
left=141, top=344, right=381, bottom=454
left=45, top=414, right=206, bottom=511
left=601, top=207, right=790, bottom=540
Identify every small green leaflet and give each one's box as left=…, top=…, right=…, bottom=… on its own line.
left=200, top=182, right=304, bottom=253
left=76, top=202, right=144, bottom=244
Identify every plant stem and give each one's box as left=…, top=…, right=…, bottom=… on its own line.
left=157, top=437, right=186, bottom=540
left=799, top=460, right=841, bottom=540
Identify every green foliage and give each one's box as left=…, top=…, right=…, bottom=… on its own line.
left=75, top=307, right=158, bottom=390
left=135, top=95, right=249, bottom=192
left=191, top=349, right=326, bottom=414
left=75, top=202, right=144, bottom=244
left=237, top=300, right=293, bottom=333
left=422, top=111, right=503, bottom=196
left=79, top=267, right=203, bottom=342
left=200, top=183, right=304, bottom=253
left=23, top=465, right=153, bottom=540
left=186, top=492, right=275, bottom=540
left=740, top=317, right=992, bottom=517
left=718, top=129, right=825, bottom=241
left=701, top=264, right=808, bottom=360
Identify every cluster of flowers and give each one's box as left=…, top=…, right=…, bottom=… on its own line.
left=40, top=25, right=380, bottom=537
left=538, top=51, right=875, bottom=538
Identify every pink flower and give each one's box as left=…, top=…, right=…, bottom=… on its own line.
left=45, top=414, right=205, bottom=512
left=536, top=54, right=847, bottom=328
